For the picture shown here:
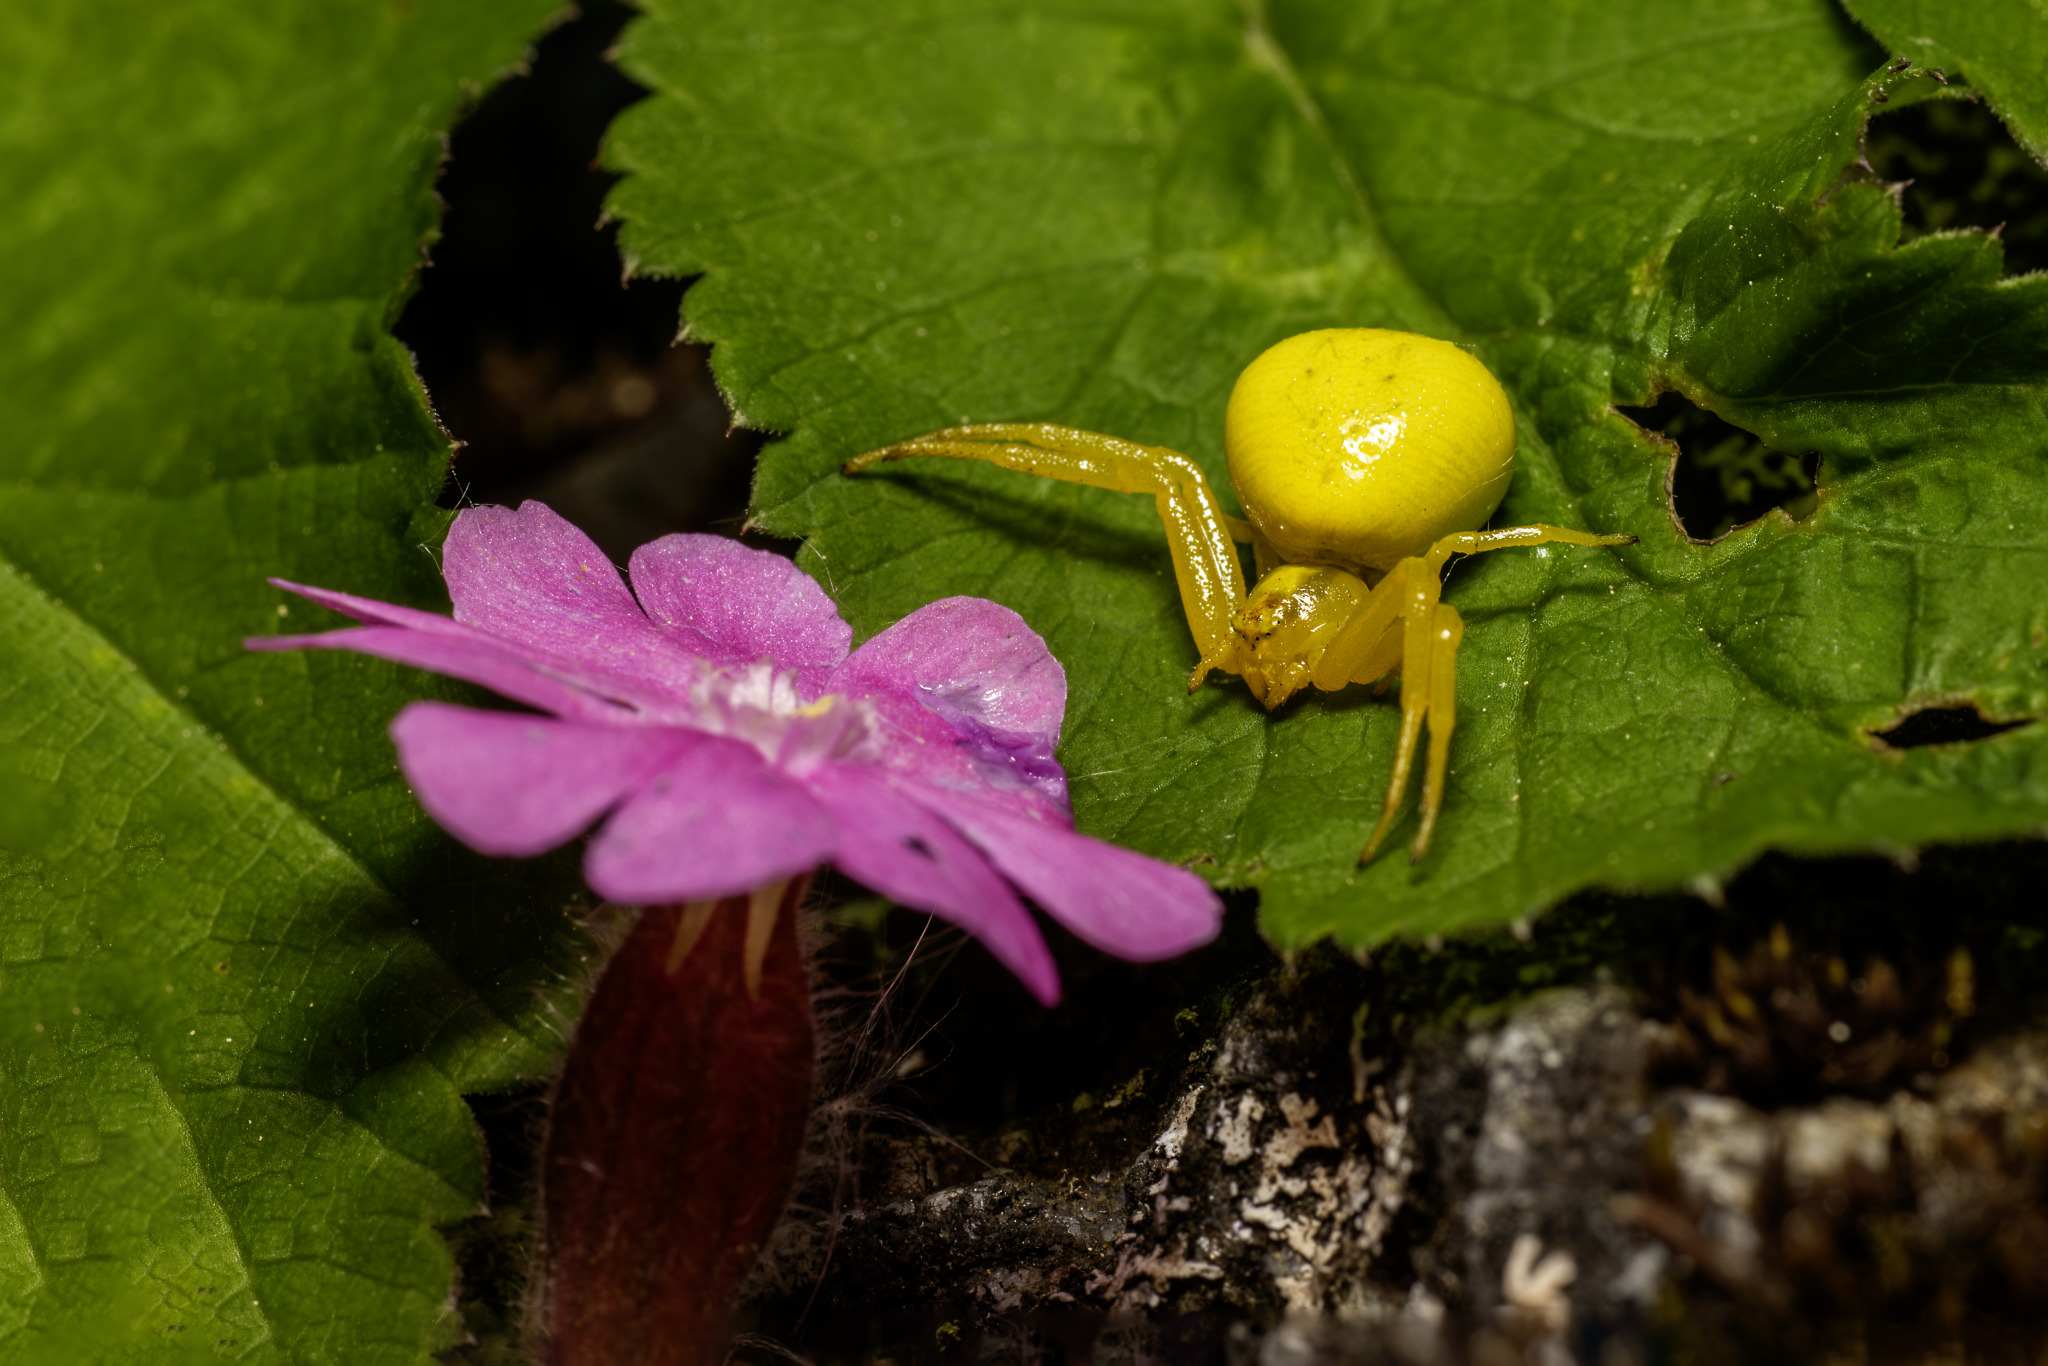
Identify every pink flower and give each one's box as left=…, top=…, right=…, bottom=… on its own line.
left=249, top=502, right=1221, bottom=1003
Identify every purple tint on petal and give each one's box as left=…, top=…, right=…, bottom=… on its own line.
left=920, top=790, right=1224, bottom=963
left=831, top=596, right=1065, bottom=748
left=840, top=686, right=1071, bottom=823
left=391, top=703, right=686, bottom=856
left=442, top=502, right=706, bottom=701
left=585, top=732, right=837, bottom=905
left=627, top=534, right=852, bottom=686
left=806, top=764, right=1059, bottom=1005
left=935, top=713, right=1069, bottom=812
left=248, top=625, right=627, bottom=722
left=830, top=596, right=1070, bottom=808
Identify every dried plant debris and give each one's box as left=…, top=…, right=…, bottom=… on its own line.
left=1643, top=924, right=1975, bottom=1106
left=1620, top=1029, right=2048, bottom=1362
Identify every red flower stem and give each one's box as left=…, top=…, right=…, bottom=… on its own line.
left=540, top=881, right=814, bottom=1366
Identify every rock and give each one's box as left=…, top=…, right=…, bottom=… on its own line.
left=744, top=958, right=1418, bottom=1321
left=740, top=963, right=2048, bottom=1364
left=1410, top=985, right=1654, bottom=1347
left=1616, top=1026, right=2048, bottom=1338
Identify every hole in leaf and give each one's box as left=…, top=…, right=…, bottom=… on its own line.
left=1870, top=704, right=2031, bottom=750
left=1865, top=97, right=2048, bottom=278
left=1618, top=391, right=1819, bottom=542
left=394, top=0, right=760, bottom=561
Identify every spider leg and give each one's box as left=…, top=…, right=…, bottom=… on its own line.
left=1410, top=601, right=1464, bottom=862
left=1356, top=559, right=1443, bottom=864
left=1311, top=563, right=1407, bottom=693
left=1352, top=520, right=1629, bottom=863
left=1423, top=522, right=1634, bottom=573
left=846, top=424, right=1246, bottom=675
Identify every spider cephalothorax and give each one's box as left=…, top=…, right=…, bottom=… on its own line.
left=847, top=328, right=1633, bottom=863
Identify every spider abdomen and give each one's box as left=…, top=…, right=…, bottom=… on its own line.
left=1222, top=328, right=1516, bottom=574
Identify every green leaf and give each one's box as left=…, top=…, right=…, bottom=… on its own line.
left=0, top=2, right=581, bottom=1360
left=1843, top=0, right=2048, bottom=161
left=604, top=0, right=2048, bottom=950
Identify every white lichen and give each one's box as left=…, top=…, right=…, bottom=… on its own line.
left=1501, top=1232, right=1577, bottom=1335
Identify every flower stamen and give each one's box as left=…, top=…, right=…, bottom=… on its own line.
left=791, top=694, right=838, bottom=718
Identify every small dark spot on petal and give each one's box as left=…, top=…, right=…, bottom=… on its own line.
left=905, top=836, right=937, bottom=861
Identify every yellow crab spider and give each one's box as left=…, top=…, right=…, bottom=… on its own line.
left=845, top=328, right=1634, bottom=864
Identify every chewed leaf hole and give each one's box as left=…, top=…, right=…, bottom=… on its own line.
left=1870, top=704, right=2032, bottom=750
left=1866, top=97, right=2048, bottom=278
left=1618, top=391, right=1818, bottom=542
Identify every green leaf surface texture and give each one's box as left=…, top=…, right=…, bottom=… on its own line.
left=1844, top=0, right=2048, bottom=162
left=0, top=2, right=580, bottom=1360
left=606, top=0, right=2048, bottom=950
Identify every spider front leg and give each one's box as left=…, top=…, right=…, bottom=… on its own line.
left=845, top=424, right=1249, bottom=676
left=1316, top=522, right=1633, bottom=864
left=1309, top=557, right=1463, bottom=864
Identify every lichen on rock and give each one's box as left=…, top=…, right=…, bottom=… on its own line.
left=735, top=894, right=2048, bottom=1366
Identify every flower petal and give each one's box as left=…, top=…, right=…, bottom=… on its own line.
left=830, top=596, right=1065, bottom=749
left=252, top=624, right=626, bottom=722
left=829, top=596, right=1069, bottom=811
left=805, top=764, right=1059, bottom=1005
left=442, top=502, right=707, bottom=700
left=266, top=577, right=470, bottom=635
left=628, top=534, right=852, bottom=685
left=390, top=703, right=686, bottom=855
left=585, top=734, right=837, bottom=905
left=918, top=790, right=1224, bottom=962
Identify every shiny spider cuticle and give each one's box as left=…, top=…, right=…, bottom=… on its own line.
left=845, top=328, right=1635, bottom=865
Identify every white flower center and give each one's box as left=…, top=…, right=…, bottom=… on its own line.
left=691, top=659, right=880, bottom=771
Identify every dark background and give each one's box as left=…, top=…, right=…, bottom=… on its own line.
left=397, top=0, right=758, bottom=563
